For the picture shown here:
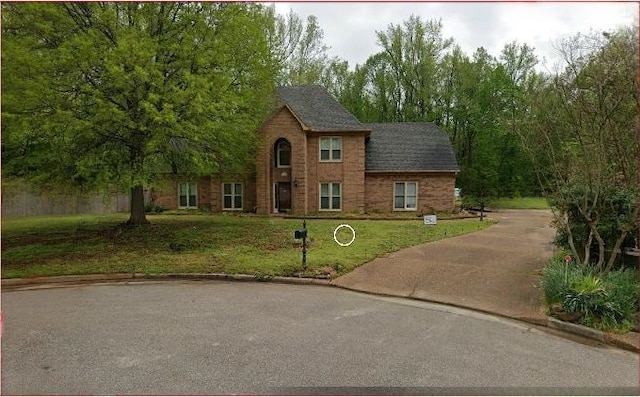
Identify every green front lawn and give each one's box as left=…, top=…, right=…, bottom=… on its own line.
left=491, top=197, right=550, bottom=209
left=1, top=213, right=492, bottom=279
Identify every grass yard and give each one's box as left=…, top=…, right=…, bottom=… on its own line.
left=491, top=197, right=549, bottom=210
left=1, top=213, right=492, bottom=279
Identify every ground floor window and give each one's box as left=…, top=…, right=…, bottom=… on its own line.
left=179, top=182, right=198, bottom=209
left=223, top=183, right=243, bottom=210
left=320, top=182, right=341, bottom=210
left=394, top=182, right=417, bottom=210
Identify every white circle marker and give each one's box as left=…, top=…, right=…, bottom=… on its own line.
left=333, top=224, right=356, bottom=247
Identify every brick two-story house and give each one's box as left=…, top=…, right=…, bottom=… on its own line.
left=153, top=85, right=459, bottom=215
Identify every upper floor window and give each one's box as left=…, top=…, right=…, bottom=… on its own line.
left=320, top=137, right=341, bottom=162
left=275, top=139, right=291, bottom=167
left=179, top=182, right=197, bottom=209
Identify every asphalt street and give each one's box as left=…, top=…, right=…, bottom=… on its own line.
left=2, top=281, right=638, bottom=395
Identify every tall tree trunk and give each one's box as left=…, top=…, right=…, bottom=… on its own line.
left=558, top=209, right=582, bottom=265
left=603, top=230, right=628, bottom=275
left=592, top=226, right=606, bottom=272
left=583, top=229, right=594, bottom=266
left=127, top=184, right=149, bottom=225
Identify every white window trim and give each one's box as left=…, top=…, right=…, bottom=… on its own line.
left=276, top=140, right=291, bottom=168
left=222, top=182, right=243, bottom=211
left=319, top=136, right=342, bottom=162
left=178, top=182, right=198, bottom=209
left=393, top=182, right=418, bottom=211
left=272, top=183, right=278, bottom=214
left=319, top=182, right=342, bottom=211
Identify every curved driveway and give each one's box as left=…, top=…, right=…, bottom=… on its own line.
left=2, top=282, right=638, bottom=395
left=333, top=210, right=556, bottom=322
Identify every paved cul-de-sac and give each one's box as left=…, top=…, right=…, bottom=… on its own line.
left=2, top=281, right=639, bottom=395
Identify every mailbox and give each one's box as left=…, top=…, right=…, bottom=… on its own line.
left=294, top=220, right=308, bottom=269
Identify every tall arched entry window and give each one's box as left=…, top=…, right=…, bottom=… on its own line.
left=272, top=138, right=292, bottom=212
left=275, top=138, right=291, bottom=168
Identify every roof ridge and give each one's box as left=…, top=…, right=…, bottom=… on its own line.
left=364, top=121, right=437, bottom=125
left=276, top=85, right=365, bottom=131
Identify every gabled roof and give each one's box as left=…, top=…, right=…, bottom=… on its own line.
left=276, top=85, right=368, bottom=132
left=364, top=123, right=459, bottom=172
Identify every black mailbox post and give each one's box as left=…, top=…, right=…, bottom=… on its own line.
left=294, top=219, right=307, bottom=268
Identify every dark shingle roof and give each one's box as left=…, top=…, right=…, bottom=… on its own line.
left=276, top=85, right=366, bottom=131
left=364, top=123, right=459, bottom=172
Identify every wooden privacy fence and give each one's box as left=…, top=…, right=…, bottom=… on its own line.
left=1, top=185, right=130, bottom=218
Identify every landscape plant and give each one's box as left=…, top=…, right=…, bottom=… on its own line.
left=541, top=256, right=638, bottom=332
left=540, top=256, right=585, bottom=306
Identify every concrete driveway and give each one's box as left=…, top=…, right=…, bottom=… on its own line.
left=333, top=210, right=556, bottom=323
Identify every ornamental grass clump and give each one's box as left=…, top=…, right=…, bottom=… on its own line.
left=540, top=256, right=584, bottom=305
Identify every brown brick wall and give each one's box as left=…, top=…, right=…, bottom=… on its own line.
left=365, top=172, right=456, bottom=213
left=209, top=175, right=256, bottom=212
left=306, top=133, right=366, bottom=213
left=245, top=178, right=257, bottom=213
left=199, top=177, right=212, bottom=210
left=152, top=178, right=178, bottom=209
left=152, top=176, right=211, bottom=210
left=256, top=107, right=308, bottom=215
left=256, top=107, right=368, bottom=215
left=152, top=174, right=255, bottom=213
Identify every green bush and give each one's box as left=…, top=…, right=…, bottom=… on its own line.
left=562, top=275, right=606, bottom=321
left=600, top=269, right=639, bottom=329
left=551, top=185, right=637, bottom=268
left=145, top=203, right=167, bottom=214
left=541, top=257, right=638, bottom=332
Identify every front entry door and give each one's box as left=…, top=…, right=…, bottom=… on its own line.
left=277, top=182, right=291, bottom=212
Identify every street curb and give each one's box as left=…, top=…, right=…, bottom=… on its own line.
left=603, top=334, right=640, bottom=352
left=547, top=317, right=605, bottom=342
left=2, top=273, right=637, bottom=352
left=1, top=273, right=135, bottom=288
left=144, top=273, right=332, bottom=286
left=547, top=317, right=639, bottom=352
left=1, top=273, right=332, bottom=290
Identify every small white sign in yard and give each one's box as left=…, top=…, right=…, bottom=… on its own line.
left=423, top=215, right=437, bottom=225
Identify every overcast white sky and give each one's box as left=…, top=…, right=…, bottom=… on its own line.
left=271, top=1, right=638, bottom=72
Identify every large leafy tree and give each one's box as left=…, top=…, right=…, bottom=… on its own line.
left=439, top=43, right=542, bottom=204
left=335, top=15, right=541, bottom=201
left=2, top=2, right=277, bottom=224
left=371, top=16, right=454, bottom=122
left=520, top=27, right=638, bottom=272
left=449, top=47, right=503, bottom=208
left=495, top=42, right=542, bottom=197
left=265, top=7, right=338, bottom=86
